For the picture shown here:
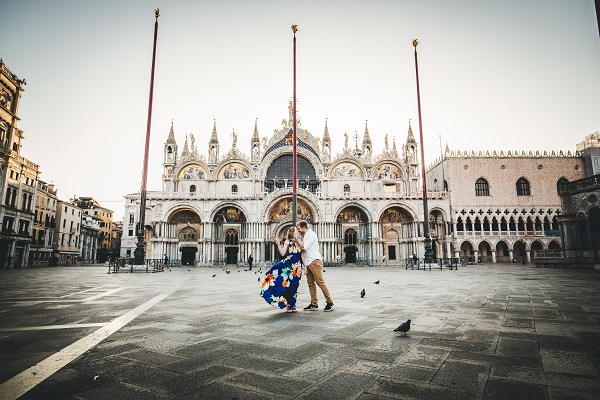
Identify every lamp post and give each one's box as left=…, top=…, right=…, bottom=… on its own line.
left=291, top=24, right=298, bottom=226
left=134, top=9, right=160, bottom=264
left=413, top=39, right=434, bottom=262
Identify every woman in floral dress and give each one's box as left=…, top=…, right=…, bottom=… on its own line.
left=260, top=227, right=303, bottom=313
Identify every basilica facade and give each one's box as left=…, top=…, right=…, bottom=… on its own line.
left=120, top=104, right=450, bottom=266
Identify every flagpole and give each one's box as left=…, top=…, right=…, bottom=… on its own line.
left=134, top=9, right=160, bottom=264
left=413, top=39, right=434, bottom=262
left=292, top=24, right=298, bottom=227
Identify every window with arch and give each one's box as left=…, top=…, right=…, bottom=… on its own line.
left=516, top=178, right=531, bottom=196
left=232, top=184, right=238, bottom=194
left=225, top=229, right=239, bottom=246
left=343, top=184, right=350, bottom=193
left=344, top=229, right=357, bottom=245
left=475, top=178, right=489, bottom=196
left=443, top=180, right=448, bottom=191
left=190, top=185, right=196, bottom=193
left=178, top=226, right=197, bottom=241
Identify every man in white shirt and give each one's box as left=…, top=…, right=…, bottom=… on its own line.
left=296, top=220, right=334, bottom=312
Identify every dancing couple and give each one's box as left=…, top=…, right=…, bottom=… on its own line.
left=259, top=220, right=334, bottom=313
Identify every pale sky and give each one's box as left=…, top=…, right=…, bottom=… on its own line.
left=1, top=0, right=599, bottom=220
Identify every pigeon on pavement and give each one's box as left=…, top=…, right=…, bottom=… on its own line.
left=360, top=289, right=366, bottom=298
left=212, top=274, right=216, bottom=277
left=374, top=280, right=380, bottom=285
left=394, top=319, right=411, bottom=335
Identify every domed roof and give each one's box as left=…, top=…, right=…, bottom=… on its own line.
left=262, top=102, right=320, bottom=160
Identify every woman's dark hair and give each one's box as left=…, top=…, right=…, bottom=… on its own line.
left=286, top=227, right=295, bottom=240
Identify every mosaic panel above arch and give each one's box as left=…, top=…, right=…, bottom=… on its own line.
left=268, top=197, right=314, bottom=223
left=337, top=206, right=368, bottom=223
left=169, top=209, right=201, bottom=224
left=214, top=206, right=246, bottom=223
left=178, top=164, right=206, bottom=180
left=373, top=163, right=403, bottom=180
left=219, top=163, right=250, bottom=180
left=331, top=162, right=363, bottom=179
left=380, top=207, right=412, bottom=223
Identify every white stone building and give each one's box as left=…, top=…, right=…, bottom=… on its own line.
left=121, top=104, right=447, bottom=266
left=54, top=201, right=82, bottom=265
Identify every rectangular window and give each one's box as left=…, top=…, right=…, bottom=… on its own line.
left=128, top=229, right=134, bottom=236
left=129, top=214, right=135, bottom=224
left=63, top=219, right=66, bottom=228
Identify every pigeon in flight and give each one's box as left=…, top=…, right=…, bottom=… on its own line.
left=374, top=280, right=380, bottom=285
left=212, top=274, right=216, bottom=278
left=394, top=319, right=411, bottom=335
left=226, top=271, right=231, bottom=274
left=360, top=289, right=366, bottom=298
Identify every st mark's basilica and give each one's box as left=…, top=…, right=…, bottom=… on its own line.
left=120, top=102, right=450, bottom=266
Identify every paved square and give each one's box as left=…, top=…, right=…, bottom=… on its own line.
left=0, top=264, right=599, bottom=399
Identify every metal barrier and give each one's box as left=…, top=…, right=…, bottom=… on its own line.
left=404, top=257, right=460, bottom=270
left=108, top=258, right=165, bottom=273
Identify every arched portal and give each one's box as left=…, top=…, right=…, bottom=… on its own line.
left=478, top=241, right=492, bottom=262
left=460, top=241, right=474, bottom=261
left=337, top=205, right=369, bottom=264
left=496, top=241, right=510, bottom=262
left=379, top=206, right=415, bottom=262
left=531, top=240, right=543, bottom=261
left=213, top=206, right=247, bottom=265
left=168, top=209, right=202, bottom=265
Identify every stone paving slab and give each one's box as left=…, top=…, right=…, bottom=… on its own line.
left=0, top=263, right=599, bottom=399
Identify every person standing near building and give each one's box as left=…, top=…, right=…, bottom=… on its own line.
left=248, top=253, right=253, bottom=270
left=164, top=253, right=169, bottom=268
left=296, top=220, right=334, bottom=312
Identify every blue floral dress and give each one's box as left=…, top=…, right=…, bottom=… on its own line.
left=260, top=239, right=303, bottom=309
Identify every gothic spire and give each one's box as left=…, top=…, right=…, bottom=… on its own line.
left=209, top=119, right=219, bottom=144
left=323, top=118, right=331, bottom=143
left=392, top=136, right=398, bottom=156
left=252, top=118, right=259, bottom=142
left=166, top=119, right=176, bottom=144
left=406, top=120, right=417, bottom=144
left=181, top=134, right=190, bottom=157
left=362, top=120, right=372, bottom=145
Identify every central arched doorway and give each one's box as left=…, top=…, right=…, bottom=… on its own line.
left=179, top=226, right=198, bottom=266
left=336, top=205, right=369, bottom=264
left=344, top=228, right=358, bottom=263
left=213, top=205, right=246, bottom=265
left=225, top=228, right=239, bottom=265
